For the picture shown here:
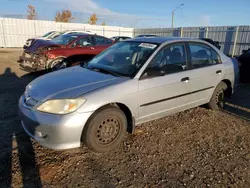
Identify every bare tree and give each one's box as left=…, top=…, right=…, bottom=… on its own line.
left=88, top=13, right=98, bottom=25
left=27, top=5, right=37, bottom=20
left=55, top=10, right=74, bottom=23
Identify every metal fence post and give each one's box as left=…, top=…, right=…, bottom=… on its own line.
left=1, top=19, right=6, bottom=48
left=180, top=27, right=183, bottom=37
left=34, top=22, right=36, bottom=36
left=232, top=26, right=239, bottom=57
left=205, top=27, right=209, bottom=38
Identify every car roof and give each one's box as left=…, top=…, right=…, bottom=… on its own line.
left=128, top=37, right=205, bottom=44
left=112, top=36, right=131, bottom=38
left=61, top=33, right=89, bottom=37
left=62, top=33, right=108, bottom=38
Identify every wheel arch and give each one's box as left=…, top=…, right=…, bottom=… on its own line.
left=47, top=56, right=66, bottom=69
left=81, top=102, right=135, bottom=143
left=221, top=79, right=232, bottom=97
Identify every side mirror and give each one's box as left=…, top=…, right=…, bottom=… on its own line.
left=145, top=67, right=165, bottom=77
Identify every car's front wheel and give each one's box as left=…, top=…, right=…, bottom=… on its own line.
left=82, top=106, right=127, bottom=153
left=207, top=82, right=227, bottom=110
left=49, top=58, right=67, bottom=71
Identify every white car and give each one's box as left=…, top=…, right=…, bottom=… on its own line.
left=24, top=30, right=96, bottom=48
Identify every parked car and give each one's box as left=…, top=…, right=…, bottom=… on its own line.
left=110, top=36, right=132, bottom=42
left=19, top=33, right=114, bottom=72
left=19, top=37, right=235, bottom=153
left=24, top=30, right=95, bottom=49
left=135, top=34, right=159, bottom=38
left=200, top=38, right=221, bottom=50
left=238, top=48, right=250, bottom=82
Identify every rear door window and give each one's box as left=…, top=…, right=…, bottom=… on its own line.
left=94, top=36, right=108, bottom=45
left=188, top=43, right=221, bottom=68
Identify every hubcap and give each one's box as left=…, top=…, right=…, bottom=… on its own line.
left=96, top=117, right=120, bottom=145
left=52, top=60, right=67, bottom=71
left=216, top=91, right=224, bottom=109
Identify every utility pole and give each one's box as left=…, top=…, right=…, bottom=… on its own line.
left=171, top=11, right=174, bottom=29
left=172, top=4, right=184, bottom=29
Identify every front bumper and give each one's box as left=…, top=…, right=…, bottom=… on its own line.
left=19, top=95, right=93, bottom=150
left=18, top=52, right=47, bottom=72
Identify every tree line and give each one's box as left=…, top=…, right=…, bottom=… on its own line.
left=27, top=5, right=106, bottom=26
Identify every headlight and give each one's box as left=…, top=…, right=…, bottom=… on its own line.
left=36, top=99, right=86, bottom=114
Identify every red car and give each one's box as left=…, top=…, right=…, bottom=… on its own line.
left=18, top=34, right=114, bottom=72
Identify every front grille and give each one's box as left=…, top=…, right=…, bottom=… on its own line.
left=24, top=96, right=38, bottom=108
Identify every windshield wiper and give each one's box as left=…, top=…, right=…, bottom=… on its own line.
left=88, top=67, right=121, bottom=77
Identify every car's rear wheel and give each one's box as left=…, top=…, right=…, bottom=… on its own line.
left=82, top=106, right=127, bottom=153
left=49, top=58, right=67, bottom=71
left=207, top=82, right=227, bottom=110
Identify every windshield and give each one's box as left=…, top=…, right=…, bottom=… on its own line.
left=86, top=41, right=159, bottom=77
left=42, top=31, right=55, bottom=38
left=48, top=31, right=64, bottom=39
left=51, top=35, right=78, bottom=45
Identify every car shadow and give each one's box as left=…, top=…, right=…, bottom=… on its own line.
left=0, top=68, right=42, bottom=187
left=224, top=84, right=250, bottom=121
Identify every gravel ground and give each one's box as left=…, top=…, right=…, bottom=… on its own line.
left=0, top=49, right=250, bottom=188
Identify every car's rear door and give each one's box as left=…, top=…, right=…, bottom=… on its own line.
left=138, top=42, right=193, bottom=123
left=186, top=42, right=224, bottom=106
left=92, top=36, right=113, bottom=54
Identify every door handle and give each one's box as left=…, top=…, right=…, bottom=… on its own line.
left=216, top=70, right=222, bottom=75
left=181, top=77, right=189, bottom=83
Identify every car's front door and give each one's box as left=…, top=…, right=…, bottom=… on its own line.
left=186, top=42, right=224, bottom=106
left=137, top=43, right=193, bottom=123
left=71, top=36, right=96, bottom=55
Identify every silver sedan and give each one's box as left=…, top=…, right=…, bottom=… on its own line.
left=19, top=37, right=236, bottom=152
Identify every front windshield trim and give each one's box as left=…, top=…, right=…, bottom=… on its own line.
left=86, top=41, right=159, bottom=78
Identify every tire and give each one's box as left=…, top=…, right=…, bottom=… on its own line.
left=48, top=58, right=67, bottom=72
left=82, top=107, right=127, bottom=153
left=207, top=82, right=227, bottom=110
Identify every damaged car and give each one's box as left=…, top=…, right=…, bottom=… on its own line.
left=24, top=30, right=96, bottom=49
left=19, top=33, right=114, bottom=72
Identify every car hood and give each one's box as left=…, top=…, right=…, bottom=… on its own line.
left=25, top=39, right=63, bottom=53
left=25, top=66, right=128, bottom=102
